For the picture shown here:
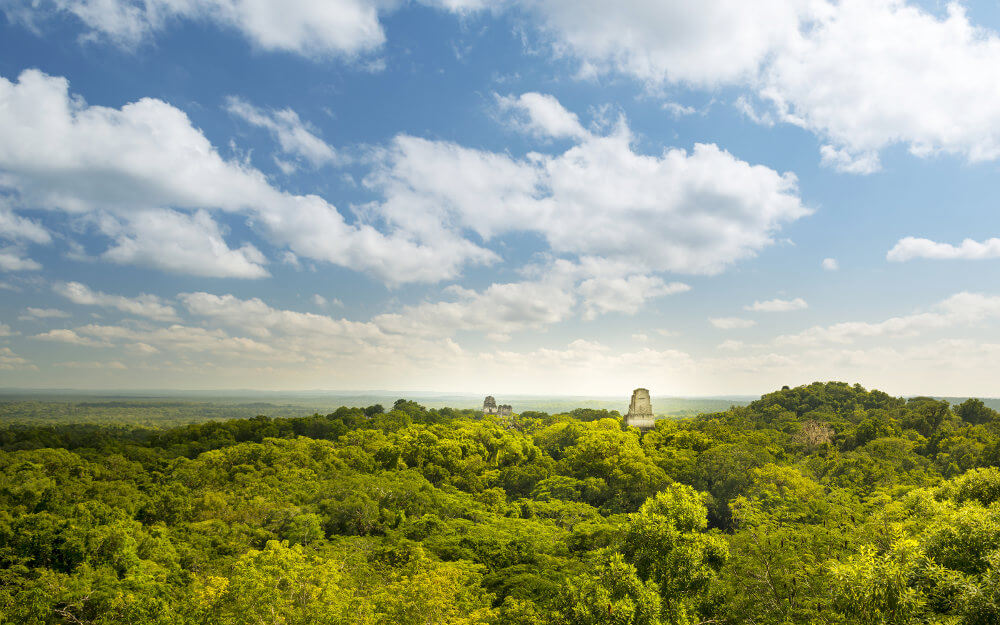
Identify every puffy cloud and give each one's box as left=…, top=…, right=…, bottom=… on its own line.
left=0, top=347, right=34, bottom=370
left=0, top=323, right=12, bottom=336
left=467, top=1, right=1000, bottom=170
left=367, top=108, right=808, bottom=277
left=762, top=0, right=1000, bottom=166
left=180, top=291, right=383, bottom=343
left=33, top=328, right=105, bottom=346
left=776, top=292, right=1000, bottom=346
left=822, top=257, right=838, bottom=271
left=225, top=97, right=338, bottom=169
left=496, top=92, right=587, bottom=139
left=744, top=297, right=807, bottom=312
left=577, top=274, right=689, bottom=319
left=20, top=307, right=71, bottom=320
left=71, top=322, right=281, bottom=358
left=709, top=317, right=756, bottom=329
left=515, top=0, right=817, bottom=87
left=0, top=69, right=484, bottom=283
left=54, top=281, right=179, bottom=321
left=0, top=206, right=50, bottom=243
left=101, top=209, right=269, bottom=279
left=374, top=275, right=578, bottom=337
left=887, top=236, right=1000, bottom=262
left=818, top=145, right=881, bottom=175
left=55, top=360, right=127, bottom=369
left=0, top=247, right=41, bottom=271
left=8, top=0, right=389, bottom=58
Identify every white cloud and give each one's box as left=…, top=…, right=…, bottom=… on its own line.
left=72, top=322, right=281, bottom=358
left=226, top=96, right=338, bottom=169
left=0, top=346, right=35, bottom=370
left=374, top=273, right=578, bottom=337
left=55, top=360, right=127, bottom=369
left=9, top=0, right=390, bottom=58
left=0, top=69, right=485, bottom=283
left=762, top=0, right=1000, bottom=167
left=101, top=209, right=269, bottom=279
left=887, top=236, right=1000, bottom=262
left=818, top=145, right=881, bottom=175
left=822, top=257, right=838, bottom=271
left=367, top=106, right=808, bottom=277
left=470, top=1, right=1000, bottom=171
left=0, top=323, right=12, bottom=336
left=54, top=281, right=179, bottom=321
left=515, top=0, right=816, bottom=87
left=20, top=307, right=71, bottom=320
left=496, top=92, right=587, bottom=139
left=662, top=102, right=697, bottom=117
left=776, top=292, right=1000, bottom=346
left=744, top=297, right=807, bottom=312
left=33, top=328, right=105, bottom=346
left=180, top=291, right=383, bottom=345
left=710, top=317, right=756, bottom=329
left=717, top=339, right=744, bottom=351
left=578, top=273, right=689, bottom=319
left=0, top=206, right=50, bottom=243
left=0, top=247, right=41, bottom=271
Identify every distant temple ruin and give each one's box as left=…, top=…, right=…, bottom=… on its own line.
left=625, top=388, right=656, bottom=430
left=482, top=395, right=512, bottom=417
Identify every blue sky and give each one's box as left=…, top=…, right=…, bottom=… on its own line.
left=3, top=0, right=1000, bottom=396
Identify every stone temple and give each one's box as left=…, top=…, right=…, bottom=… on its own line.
left=482, top=396, right=512, bottom=417
left=625, top=388, right=656, bottom=430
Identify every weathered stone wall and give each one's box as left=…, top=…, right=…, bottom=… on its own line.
left=483, top=395, right=498, bottom=414
left=625, top=388, right=655, bottom=429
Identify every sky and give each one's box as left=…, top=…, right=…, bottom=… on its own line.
left=3, top=0, right=1000, bottom=397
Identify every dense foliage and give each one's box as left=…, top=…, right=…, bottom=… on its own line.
left=1, top=382, right=1000, bottom=624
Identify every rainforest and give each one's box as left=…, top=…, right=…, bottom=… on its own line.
left=2, top=381, right=1000, bottom=624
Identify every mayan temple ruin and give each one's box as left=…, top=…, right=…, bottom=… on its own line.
left=625, top=388, right=656, bottom=430
left=482, top=396, right=512, bottom=417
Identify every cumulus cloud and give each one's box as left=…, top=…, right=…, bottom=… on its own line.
left=458, top=1, right=1000, bottom=171
left=33, top=328, right=106, bottom=346
left=0, top=346, right=35, bottom=370
left=0, top=69, right=486, bottom=283
left=818, top=145, right=881, bottom=175
left=762, top=0, right=1000, bottom=167
left=710, top=317, right=756, bottom=329
left=578, top=274, right=689, bottom=319
left=180, top=291, right=382, bottom=342
left=19, top=307, right=71, bottom=320
left=374, top=274, right=578, bottom=338
left=744, top=297, right=807, bottom=312
left=496, top=92, right=588, bottom=139
left=515, top=0, right=816, bottom=87
left=54, top=281, right=179, bottom=321
left=367, top=106, right=808, bottom=277
left=0, top=247, right=41, bottom=271
left=0, top=206, right=50, bottom=244
left=887, top=236, right=1000, bottom=262
left=226, top=96, right=338, bottom=169
left=101, top=209, right=269, bottom=279
left=822, top=257, right=838, bottom=271
left=776, top=292, right=1000, bottom=346
left=6, top=0, right=390, bottom=58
